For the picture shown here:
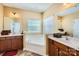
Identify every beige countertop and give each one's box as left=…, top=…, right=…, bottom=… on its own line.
left=48, top=35, right=79, bottom=51
left=0, top=34, right=24, bottom=37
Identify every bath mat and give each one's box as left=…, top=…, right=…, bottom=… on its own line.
left=3, top=50, right=17, bottom=56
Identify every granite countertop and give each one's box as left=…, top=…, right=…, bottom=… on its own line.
left=48, top=35, right=79, bottom=51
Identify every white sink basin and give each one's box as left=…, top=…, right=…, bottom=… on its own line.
left=61, top=36, right=79, bottom=49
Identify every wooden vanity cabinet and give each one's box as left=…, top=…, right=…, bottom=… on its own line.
left=48, top=38, right=69, bottom=56
left=48, top=38, right=79, bottom=56
left=0, top=36, right=23, bottom=52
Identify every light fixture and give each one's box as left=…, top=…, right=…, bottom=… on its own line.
left=12, top=12, right=16, bottom=15
left=10, top=10, right=20, bottom=20
left=10, top=11, right=16, bottom=17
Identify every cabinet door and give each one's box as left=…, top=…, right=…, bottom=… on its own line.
left=52, top=45, right=58, bottom=56
left=12, top=36, right=23, bottom=50
left=54, top=41, right=69, bottom=56
left=17, top=38, right=23, bottom=49
left=49, top=44, right=53, bottom=56
left=69, top=48, right=77, bottom=56
left=48, top=39, right=53, bottom=56
left=76, top=51, right=79, bottom=56
left=12, top=39, right=19, bottom=49
left=58, top=49, right=69, bottom=56
left=49, top=45, right=58, bottom=56
left=48, top=39, right=58, bottom=56
left=0, top=37, right=7, bottom=52
left=5, top=37, right=12, bottom=50
left=15, top=36, right=23, bottom=49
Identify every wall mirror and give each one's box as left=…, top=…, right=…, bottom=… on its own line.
left=3, top=16, right=21, bottom=34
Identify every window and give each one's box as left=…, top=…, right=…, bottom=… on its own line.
left=27, top=19, right=41, bottom=33
left=43, top=16, right=55, bottom=34
left=73, top=19, right=79, bottom=38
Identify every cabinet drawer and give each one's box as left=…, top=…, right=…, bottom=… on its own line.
left=0, top=37, right=5, bottom=40
left=54, top=41, right=68, bottom=51
left=5, top=36, right=23, bottom=40
left=14, top=36, right=23, bottom=40
left=5, top=37, right=14, bottom=40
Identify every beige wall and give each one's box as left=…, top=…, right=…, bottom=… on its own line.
left=4, top=6, right=42, bottom=33
left=43, top=4, right=62, bottom=18
left=62, top=11, right=79, bottom=35
left=0, top=4, right=3, bottom=32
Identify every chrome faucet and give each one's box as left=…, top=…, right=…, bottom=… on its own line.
left=66, top=36, right=68, bottom=40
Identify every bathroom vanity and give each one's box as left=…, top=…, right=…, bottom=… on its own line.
left=48, top=35, right=79, bottom=56
left=0, top=34, right=23, bottom=52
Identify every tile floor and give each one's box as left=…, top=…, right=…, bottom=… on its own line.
left=0, top=50, right=42, bottom=56
left=16, top=50, right=41, bottom=56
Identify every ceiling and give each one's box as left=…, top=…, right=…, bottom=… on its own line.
left=2, top=3, right=53, bottom=13
left=3, top=3, right=79, bottom=16
left=56, top=4, right=79, bottom=16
